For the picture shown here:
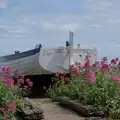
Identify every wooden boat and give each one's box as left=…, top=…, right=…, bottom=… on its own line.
left=0, top=44, right=97, bottom=75
left=0, top=32, right=98, bottom=75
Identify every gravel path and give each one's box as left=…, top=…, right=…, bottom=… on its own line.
left=30, top=98, right=84, bottom=120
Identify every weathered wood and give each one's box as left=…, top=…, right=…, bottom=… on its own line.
left=18, top=98, right=44, bottom=120
left=59, top=97, right=107, bottom=118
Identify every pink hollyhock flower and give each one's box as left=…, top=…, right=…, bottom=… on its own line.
left=7, top=79, right=14, bottom=87
left=14, top=68, right=20, bottom=73
left=112, top=76, right=120, bottom=84
left=87, top=71, right=95, bottom=82
left=100, top=61, right=104, bottom=65
left=92, top=61, right=100, bottom=68
left=112, top=76, right=120, bottom=81
left=116, top=58, right=119, bottom=61
left=72, top=68, right=78, bottom=75
left=26, top=78, right=30, bottom=82
left=1, top=67, right=6, bottom=72
left=5, top=78, right=14, bottom=84
left=83, top=71, right=95, bottom=83
left=95, top=61, right=100, bottom=66
left=56, top=72, right=60, bottom=77
left=24, top=85, right=28, bottom=89
left=101, top=64, right=109, bottom=69
left=18, top=78, right=24, bottom=84
left=71, top=64, right=78, bottom=74
left=102, top=57, right=107, bottom=61
left=27, top=81, right=33, bottom=87
left=71, top=64, right=75, bottom=69
left=6, top=102, right=16, bottom=112
left=84, top=57, right=91, bottom=68
left=0, top=76, right=5, bottom=82
left=111, top=59, right=116, bottom=64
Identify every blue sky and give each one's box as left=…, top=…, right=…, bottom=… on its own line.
left=0, top=0, right=120, bottom=59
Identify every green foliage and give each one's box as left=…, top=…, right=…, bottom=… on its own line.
left=47, top=57, right=120, bottom=119
left=0, top=66, right=33, bottom=119
left=0, top=83, right=16, bottom=119
left=47, top=74, right=120, bottom=119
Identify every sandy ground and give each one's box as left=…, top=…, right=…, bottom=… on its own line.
left=30, top=98, right=85, bottom=120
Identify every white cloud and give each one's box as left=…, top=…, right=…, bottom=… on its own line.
left=115, top=45, right=120, bottom=48
left=107, top=19, right=120, bottom=24
left=91, top=24, right=101, bottom=28
left=39, top=20, right=82, bottom=31
left=60, top=23, right=81, bottom=31
left=83, top=15, right=93, bottom=21
left=102, top=1, right=113, bottom=7
left=86, top=0, right=113, bottom=11
left=40, top=21, right=56, bottom=30
left=0, top=0, right=7, bottom=8
left=88, top=0, right=113, bottom=6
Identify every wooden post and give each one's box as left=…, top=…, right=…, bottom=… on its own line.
left=69, top=31, right=73, bottom=74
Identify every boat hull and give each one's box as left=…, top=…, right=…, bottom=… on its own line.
left=0, top=48, right=46, bottom=75
left=39, top=48, right=98, bottom=74
left=0, top=47, right=98, bottom=75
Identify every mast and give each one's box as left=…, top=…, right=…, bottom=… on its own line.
left=69, top=31, right=73, bottom=52
left=69, top=31, right=73, bottom=73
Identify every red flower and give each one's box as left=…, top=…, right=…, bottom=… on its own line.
left=112, top=76, right=120, bottom=84
left=83, top=71, right=95, bottom=83
left=111, top=59, right=116, bottom=64
left=0, top=108, right=3, bottom=113
left=84, top=57, right=91, bottom=68
left=116, top=58, right=119, bottom=61
left=56, top=72, right=60, bottom=77
left=6, top=102, right=16, bottom=112
left=18, top=78, right=24, bottom=84
left=102, top=57, right=107, bottom=61
left=26, top=78, right=30, bottom=82
left=101, top=64, right=109, bottom=69
left=95, top=61, right=100, bottom=66
left=71, top=64, right=75, bottom=69
left=100, top=61, right=104, bottom=65
left=27, top=81, right=33, bottom=86
left=72, top=69, right=78, bottom=75
left=14, top=68, right=20, bottom=73
left=112, top=76, right=120, bottom=81
left=24, top=85, right=28, bottom=89
left=8, top=79, right=14, bottom=87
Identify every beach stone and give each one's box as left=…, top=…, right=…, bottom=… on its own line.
left=59, top=97, right=106, bottom=117
left=18, top=98, right=44, bottom=120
